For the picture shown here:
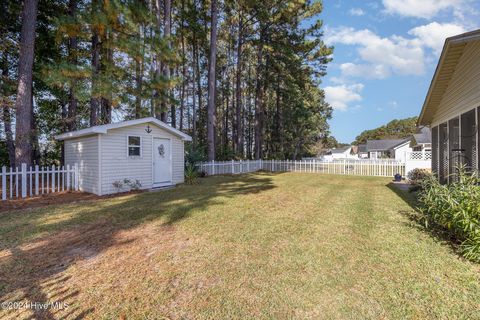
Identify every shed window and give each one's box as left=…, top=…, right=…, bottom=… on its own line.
left=128, top=136, right=141, bottom=156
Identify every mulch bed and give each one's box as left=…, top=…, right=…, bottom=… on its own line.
left=0, top=190, right=143, bottom=213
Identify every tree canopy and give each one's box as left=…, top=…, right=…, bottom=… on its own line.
left=352, top=116, right=418, bottom=145
left=1, top=0, right=334, bottom=166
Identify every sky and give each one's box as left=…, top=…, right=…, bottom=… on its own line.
left=320, top=0, right=480, bottom=143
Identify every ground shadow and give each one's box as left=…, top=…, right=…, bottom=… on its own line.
left=386, top=182, right=463, bottom=258
left=0, top=173, right=276, bottom=319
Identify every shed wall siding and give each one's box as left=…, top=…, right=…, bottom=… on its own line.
left=99, top=124, right=184, bottom=195
left=432, top=41, right=480, bottom=126
left=64, top=135, right=99, bottom=194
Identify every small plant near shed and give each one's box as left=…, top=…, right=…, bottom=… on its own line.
left=185, top=164, right=199, bottom=185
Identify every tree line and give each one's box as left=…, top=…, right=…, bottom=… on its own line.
left=352, top=117, right=418, bottom=145
left=0, top=0, right=333, bottom=167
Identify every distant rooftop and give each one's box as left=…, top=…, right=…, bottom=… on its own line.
left=366, top=139, right=410, bottom=151
left=413, top=126, right=431, bottom=145
left=331, top=146, right=351, bottom=154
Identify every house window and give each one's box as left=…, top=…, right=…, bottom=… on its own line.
left=128, top=136, right=141, bottom=156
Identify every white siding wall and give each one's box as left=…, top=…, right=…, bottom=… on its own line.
left=432, top=41, right=480, bottom=126
left=394, top=144, right=412, bottom=162
left=64, top=135, right=99, bottom=194
left=99, top=124, right=185, bottom=195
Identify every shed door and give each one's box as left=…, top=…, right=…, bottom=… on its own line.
left=153, top=138, right=172, bottom=185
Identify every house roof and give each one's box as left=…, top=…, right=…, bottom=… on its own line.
left=330, top=146, right=351, bottom=154
left=55, top=117, right=193, bottom=141
left=357, top=144, right=367, bottom=153
left=366, top=139, right=410, bottom=152
left=412, top=126, right=431, bottom=145
left=418, top=29, right=480, bottom=126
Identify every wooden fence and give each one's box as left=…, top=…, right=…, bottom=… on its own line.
left=198, top=159, right=405, bottom=178
left=1, top=163, right=79, bottom=201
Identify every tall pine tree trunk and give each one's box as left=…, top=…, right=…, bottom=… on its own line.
left=192, top=42, right=198, bottom=148
left=67, top=0, right=77, bottom=131
left=90, top=0, right=100, bottom=126
left=135, top=57, right=143, bottom=118
left=207, top=0, right=218, bottom=161
left=179, top=1, right=186, bottom=131
left=235, top=15, right=243, bottom=157
left=164, top=0, right=174, bottom=126
left=254, top=30, right=265, bottom=160
left=1, top=53, right=15, bottom=167
left=100, top=31, right=112, bottom=124
left=14, top=0, right=38, bottom=166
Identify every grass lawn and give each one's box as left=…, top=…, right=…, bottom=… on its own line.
left=1, top=173, right=479, bottom=319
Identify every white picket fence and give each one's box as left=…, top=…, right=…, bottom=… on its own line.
left=1, top=163, right=79, bottom=201
left=198, top=159, right=405, bottom=178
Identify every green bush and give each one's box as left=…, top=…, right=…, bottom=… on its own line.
left=407, top=168, right=432, bottom=185
left=184, top=164, right=199, bottom=185
left=418, top=167, right=480, bottom=262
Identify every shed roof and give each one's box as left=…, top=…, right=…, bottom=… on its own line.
left=55, top=117, right=192, bottom=141
left=366, top=139, right=410, bottom=151
left=418, top=29, right=480, bottom=126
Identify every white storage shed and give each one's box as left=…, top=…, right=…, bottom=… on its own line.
left=56, top=117, right=192, bottom=195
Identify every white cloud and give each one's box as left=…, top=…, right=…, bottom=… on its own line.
left=325, top=22, right=469, bottom=80
left=340, top=63, right=390, bottom=79
left=325, top=27, right=425, bottom=77
left=408, top=22, right=466, bottom=54
left=382, top=0, right=463, bottom=19
left=324, top=83, right=364, bottom=111
left=349, top=8, right=365, bottom=16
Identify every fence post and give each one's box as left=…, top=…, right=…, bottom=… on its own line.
left=247, top=160, right=250, bottom=172
left=232, top=160, right=234, bottom=174
left=52, top=164, right=56, bottom=192
left=75, top=163, right=79, bottom=190
left=212, top=160, right=215, bottom=175
left=1, top=166, right=6, bottom=200
left=21, top=163, right=27, bottom=198
left=66, top=164, right=71, bottom=191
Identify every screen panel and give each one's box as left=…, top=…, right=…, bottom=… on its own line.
left=460, top=109, right=477, bottom=172
left=449, top=117, right=460, bottom=182
left=431, top=126, right=439, bottom=175
left=439, top=122, right=448, bottom=184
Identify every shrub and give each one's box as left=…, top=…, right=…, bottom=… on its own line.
left=407, top=168, right=432, bottom=185
left=184, top=164, right=199, bottom=185
left=417, top=167, right=480, bottom=262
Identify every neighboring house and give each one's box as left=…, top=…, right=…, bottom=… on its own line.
left=411, top=126, right=432, bottom=151
left=357, top=144, right=368, bottom=159
left=418, top=29, right=480, bottom=183
left=366, top=139, right=412, bottom=162
left=56, top=117, right=192, bottom=195
left=323, top=146, right=357, bottom=161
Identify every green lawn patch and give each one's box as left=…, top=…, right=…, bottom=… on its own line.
left=0, top=173, right=479, bottom=319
